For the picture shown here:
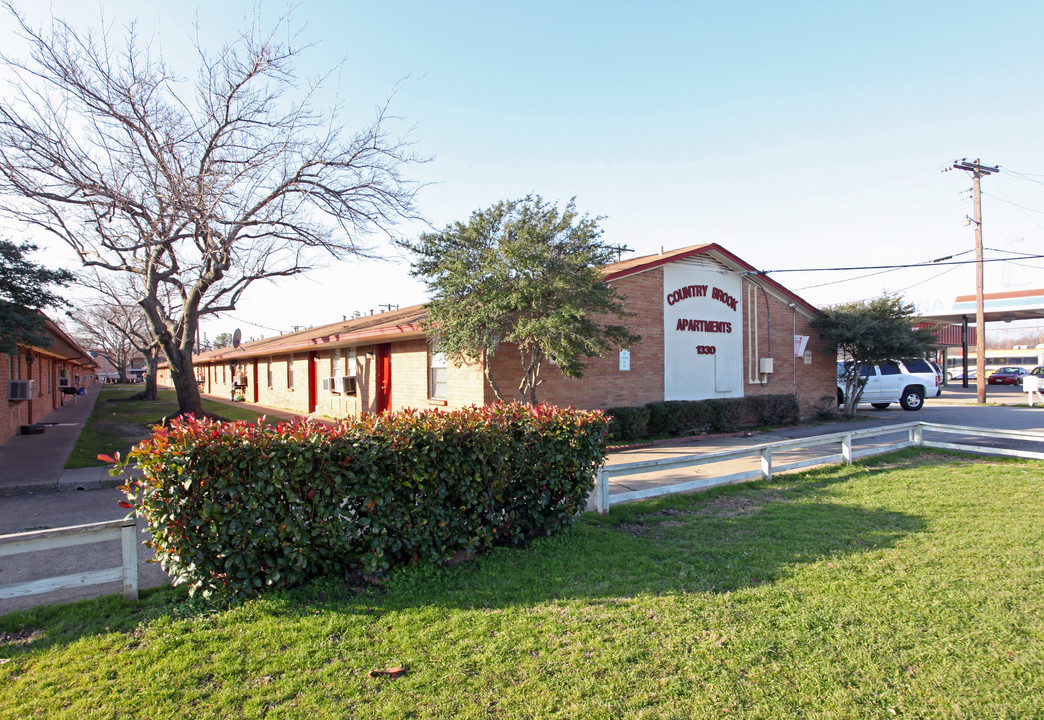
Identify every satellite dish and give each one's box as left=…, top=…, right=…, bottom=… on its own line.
left=232, top=328, right=242, bottom=349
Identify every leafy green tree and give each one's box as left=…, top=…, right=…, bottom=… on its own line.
left=211, top=333, right=234, bottom=350
left=0, top=239, right=72, bottom=354
left=811, top=294, right=935, bottom=417
left=403, top=195, right=640, bottom=404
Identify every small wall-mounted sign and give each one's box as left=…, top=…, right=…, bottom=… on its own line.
left=619, top=349, right=631, bottom=372
left=794, top=334, right=810, bottom=358
left=804, top=350, right=813, bottom=365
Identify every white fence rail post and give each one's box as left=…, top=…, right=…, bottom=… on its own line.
left=842, top=434, right=853, bottom=465
left=760, top=447, right=773, bottom=481
left=911, top=424, right=923, bottom=447
left=120, top=520, right=139, bottom=600
left=0, top=517, right=140, bottom=601
left=595, top=467, right=610, bottom=516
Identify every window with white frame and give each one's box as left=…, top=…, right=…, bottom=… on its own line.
left=346, top=347, right=357, bottom=377
left=429, top=348, right=447, bottom=400
left=287, top=354, right=294, bottom=389
left=267, top=357, right=273, bottom=388
left=332, top=349, right=341, bottom=379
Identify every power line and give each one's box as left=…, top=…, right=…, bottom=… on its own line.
left=746, top=252, right=1043, bottom=275
left=793, top=248, right=976, bottom=291
left=982, top=190, right=1044, bottom=215
left=893, top=264, right=962, bottom=294
left=221, top=315, right=287, bottom=334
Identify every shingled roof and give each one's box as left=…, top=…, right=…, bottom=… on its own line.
left=191, top=304, right=427, bottom=364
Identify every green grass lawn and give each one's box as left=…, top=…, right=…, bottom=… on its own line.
left=3, top=450, right=1043, bottom=718
left=65, top=385, right=273, bottom=468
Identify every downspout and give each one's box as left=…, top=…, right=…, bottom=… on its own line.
left=25, top=351, right=34, bottom=424
left=754, top=281, right=772, bottom=387
left=793, top=304, right=798, bottom=395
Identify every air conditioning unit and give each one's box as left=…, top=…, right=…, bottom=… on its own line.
left=321, top=377, right=335, bottom=392
left=338, top=376, right=357, bottom=395
left=8, top=379, right=33, bottom=401
left=57, top=377, right=71, bottom=388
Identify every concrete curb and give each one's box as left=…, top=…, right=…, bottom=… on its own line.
left=57, top=466, right=125, bottom=492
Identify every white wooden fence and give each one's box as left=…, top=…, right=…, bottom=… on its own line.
left=593, top=421, right=1044, bottom=515
left=0, top=518, right=138, bottom=600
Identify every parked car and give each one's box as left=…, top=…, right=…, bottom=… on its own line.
left=898, top=358, right=943, bottom=398
left=836, top=359, right=937, bottom=411
left=1020, top=366, right=1044, bottom=391
left=987, top=366, right=1028, bottom=385
left=926, top=358, right=945, bottom=386
left=947, top=368, right=977, bottom=381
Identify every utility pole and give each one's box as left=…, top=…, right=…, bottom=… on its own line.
left=952, top=158, right=999, bottom=404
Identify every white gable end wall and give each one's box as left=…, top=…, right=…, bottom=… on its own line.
left=663, top=260, right=744, bottom=401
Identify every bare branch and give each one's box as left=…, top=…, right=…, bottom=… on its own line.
left=0, top=4, right=425, bottom=414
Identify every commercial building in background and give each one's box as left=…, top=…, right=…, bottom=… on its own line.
left=157, top=244, right=837, bottom=420
left=2, top=312, right=99, bottom=442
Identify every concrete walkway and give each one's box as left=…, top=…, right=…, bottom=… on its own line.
left=0, top=383, right=112, bottom=496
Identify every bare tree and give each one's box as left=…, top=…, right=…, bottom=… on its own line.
left=0, top=5, right=422, bottom=415
left=76, top=271, right=165, bottom=400
left=70, top=303, right=138, bottom=382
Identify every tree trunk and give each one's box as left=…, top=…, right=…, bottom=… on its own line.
left=517, top=348, right=541, bottom=405
left=481, top=347, right=506, bottom=403
left=166, top=347, right=204, bottom=417
left=143, top=350, right=159, bottom=402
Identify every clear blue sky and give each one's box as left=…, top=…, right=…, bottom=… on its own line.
left=6, top=1, right=1044, bottom=342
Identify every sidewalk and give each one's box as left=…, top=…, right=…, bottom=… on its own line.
left=0, top=386, right=309, bottom=497
left=0, top=383, right=112, bottom=496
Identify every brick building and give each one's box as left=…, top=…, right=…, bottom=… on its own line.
left=158, top=244, right=836, bottom=420
left=2, top=312, right=99, bottom=443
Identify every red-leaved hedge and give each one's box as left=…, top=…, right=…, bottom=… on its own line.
left=112, top=403, right=608, bottom=601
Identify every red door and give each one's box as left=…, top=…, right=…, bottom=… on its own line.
left=307, top=351, right=318, bottom=413
left=252, top=360, right=259, bottom=403
left=376, top=343, right=392, bottom=413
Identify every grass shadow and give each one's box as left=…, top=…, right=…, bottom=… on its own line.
left=3, top=450, right=1013, bottom=656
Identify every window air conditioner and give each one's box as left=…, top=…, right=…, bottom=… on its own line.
left=8, top=379, right=33, bottom=401
left=321, top=377, right=334, bottom=392
left=338, top=376, right=357, bottom=395
left=58, top=377, right=71, bottom=388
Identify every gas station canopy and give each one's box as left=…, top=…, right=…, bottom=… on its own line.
left=917, top=288, right=1044, bottom=326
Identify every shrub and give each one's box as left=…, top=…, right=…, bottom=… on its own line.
left=703, top=398, right=746, bottom=433
left=744, top=394, right=800, bottom=426
left=645, top=400, right=696, bottom=436
left=112, top=403, right=608, bottom=601
left=606, top=406, right=649, bottom=441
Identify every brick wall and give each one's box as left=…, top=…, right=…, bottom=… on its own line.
left=483, top=267, right=835, bottom=418
left=1, top=350, right=94, bottom=444
left=158, top=261, right=835, bottom=422
left=741, top=279, right=837, bottom=418
left=181, top=340, right=488, bottom=421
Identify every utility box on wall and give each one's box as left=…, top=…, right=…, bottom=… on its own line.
left=759, top=357, right=774, bottom=374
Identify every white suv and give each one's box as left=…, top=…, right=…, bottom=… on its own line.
left=837, top=359, right=940, bottom=411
